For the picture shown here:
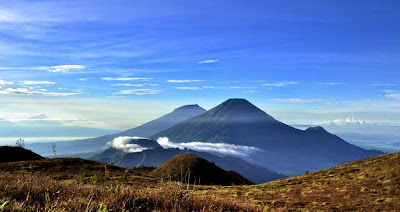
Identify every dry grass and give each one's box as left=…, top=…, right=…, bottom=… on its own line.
left=194, top=153, right=400, bottom=211
left=0, top=173, right=260, bottom=211
left=0, top=153, right=399, bottom=211
left=0, top=158, right=259, bottom=211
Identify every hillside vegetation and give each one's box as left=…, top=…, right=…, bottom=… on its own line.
left=194, top=153, right=400, bottom=211
left=0, top=151, right=399, bottom=211
left=150, top=154, right=253, bottom=185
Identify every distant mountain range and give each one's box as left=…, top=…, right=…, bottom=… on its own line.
left=150, top=99, right=383, bottom=175
left=27, top=105, right=206, bottom=156
left=25, top=98, right=383, bottom=177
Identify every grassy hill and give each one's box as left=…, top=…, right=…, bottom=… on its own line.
left=150, top=154, right=253, bottom=185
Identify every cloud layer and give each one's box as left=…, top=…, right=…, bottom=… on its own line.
left=156, top=137, right=260, bottom=157
left=109, top=136, right=152, bottom=153
left=317, top=116, right=373, bottom=125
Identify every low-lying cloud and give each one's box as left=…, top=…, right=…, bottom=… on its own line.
left=317, top=116, right=373, bottom=126
left=109, top=136, right=152, bottom=153
left=107, top=136, right=260, bottom=157
left=156, top=137, right=260, bottom=157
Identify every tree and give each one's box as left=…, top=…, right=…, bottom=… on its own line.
left=52, top=143, right=57, bottom=157
left=16, top=138, right=25, bottom=147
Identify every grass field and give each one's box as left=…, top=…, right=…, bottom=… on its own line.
left=0, top=153, right=399, bottom=211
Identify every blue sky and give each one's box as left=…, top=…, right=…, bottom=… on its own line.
left=0, top=0, right=400, bottom=130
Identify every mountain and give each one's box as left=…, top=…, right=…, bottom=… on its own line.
left=91, top=139, right=285, bottom=183
left=150, top=98, right=383, bottom=175
left=27, top=105, right=206, bottom=156
left=0, top=146, right=44, bottom=163
left=150, top=154, right=253, bottom=185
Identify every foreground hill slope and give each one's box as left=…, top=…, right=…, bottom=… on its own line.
left=151, top=154, right=252, bottom=185
left=199, top=152, right=400, bottom=210
left=0, top=146, right=44, bottom=163
left=151, top=98, right=383, bottom=175
left=27, top=104, right=206, bottom=156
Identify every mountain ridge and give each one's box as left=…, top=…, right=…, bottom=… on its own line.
left=150, top=98, right=383, bottom=175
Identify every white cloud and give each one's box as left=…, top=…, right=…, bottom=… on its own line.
left=156, top=137, right=260, bottom=157
left=0, top=87, right=78, bottom=96
left=102, top=77, right=152, bottom=81
left=202, top=86, right=216, bottom=89
left=198, top=59, right=219, bottom=64
left=111, top=84, right=144, bottom=87
left=19, top=81, right=55, bottom=85
left=48, top=65, right=86, bottom=73
left=108, top=136, right=152, bottom=153
left=0, top=9, right=21, bottom=22
left=271, top=98, right=329, bottom=103
left=79, top=78, right=89, bottom=81
left=0, top=65, right=86, bottom=73
left=381, top=90, right=400, bottom=100
left=317, top=116, right=373, bottom=126
left=228, top=86, right=256, bottom=89
left=371, top=83, right=397, bottom=86
left=0, top=79, right=13, bottom=86
left=261, top=81, right=299, bottom=87
left=319, top=82, right=343, bottom=85
left=166, top=80, right=204, bottom=83
left=175, top=87, right=203, bottom=90
left=115, top=89, right=161, bottom=95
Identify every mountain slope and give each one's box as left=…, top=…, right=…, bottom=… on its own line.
left=150, top=154, right=253, bottom=185
left=91, top=145, right=285, bottom=183
left=27, top=105, right=206, bottom=156
left=200, top=152, right=400, bottom=210
left=150, top=98, right=383, bottom=175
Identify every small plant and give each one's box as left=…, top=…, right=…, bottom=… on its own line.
left=52, top=143, right=57, bottom=157
left=0, top=201, right=9, bottom=211
left=108, top=183, right=121, bottom=196
left=16, top=138, right=25, bottom=147
left=97, top=204, right=107, bottom=212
